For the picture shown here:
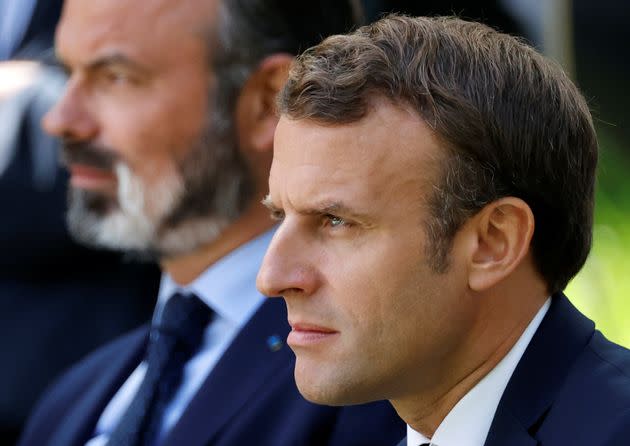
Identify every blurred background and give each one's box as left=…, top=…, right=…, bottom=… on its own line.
left=0, top=0, right=628, bottom=444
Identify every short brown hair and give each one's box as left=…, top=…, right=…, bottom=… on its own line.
left=278, top=15, right=598, bottom=293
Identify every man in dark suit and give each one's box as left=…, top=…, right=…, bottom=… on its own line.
left=256, top=15, right=630, bottom=446
left=18, top=1, right=404, bottom=445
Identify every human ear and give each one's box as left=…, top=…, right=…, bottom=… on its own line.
left=467, top=197, right=535, bottom=291
left=234, top=53, right=293, bottom=154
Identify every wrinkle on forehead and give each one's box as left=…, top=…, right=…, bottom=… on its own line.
left=58, top=0, right=219, bottom=62
left=276, top=104, right=439, bottom=178
left=61, top=0, right=218, bottom=27
left=271, top=108, right=442, bottom=217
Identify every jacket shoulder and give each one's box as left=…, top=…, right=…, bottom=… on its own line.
left=580, top=330, right=630, bottom=409
left=538, top=331, right=630, bottom=444
left=18, top=326, right=146, bottom=445
left=588, top=330, right=630, bottom=378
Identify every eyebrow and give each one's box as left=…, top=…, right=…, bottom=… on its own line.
left=56, top=52, right=150, bottom=75
left=262, top=195, right=370, bottom=221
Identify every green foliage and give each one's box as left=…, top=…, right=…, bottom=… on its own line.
left=566, top=129, right=630, bottom=348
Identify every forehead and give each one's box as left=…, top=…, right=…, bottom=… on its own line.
left=57, top=0, right=218, bottom=67
left=271, top=102, right=443, bottom=206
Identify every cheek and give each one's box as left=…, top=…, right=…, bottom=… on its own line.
left=107, top=119, right=202, bottom=187
left=323, top=244, right=422, bottom=339
left=341, top=242, right=453, bottom=352
left=98, top=87, right=208, bottom=164
left=125, top=155, right=180, bottom=192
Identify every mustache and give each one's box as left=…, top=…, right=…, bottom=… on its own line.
left=60, top=141, right=120, bottom=170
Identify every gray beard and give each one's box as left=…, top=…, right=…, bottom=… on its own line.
left=66, top=118, right=253, bottom=259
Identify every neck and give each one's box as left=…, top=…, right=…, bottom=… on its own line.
left=392, top=283, right=548, bottom=437
left=161, top=198, right=274, bottom=285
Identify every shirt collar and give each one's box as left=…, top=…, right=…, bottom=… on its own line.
left=407, top=298, right=551, bottom=446
left=407, top=424, right=431, bottom=446
left=157, top=227, right=276, bottom=328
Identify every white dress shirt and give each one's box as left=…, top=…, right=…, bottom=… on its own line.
left=407, top=298, right=551, bottom=446
left=86, top=229, right=275, bottom=446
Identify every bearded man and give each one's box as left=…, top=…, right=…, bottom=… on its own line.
left=18, top=1, right=404, bottom=445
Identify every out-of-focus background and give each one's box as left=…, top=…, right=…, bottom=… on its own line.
left=0, top=0, right=628, bottom=444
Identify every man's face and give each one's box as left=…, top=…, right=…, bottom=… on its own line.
left=257, top=103, right=477, bottom=406
left=44, top=0, right=250, bottom=256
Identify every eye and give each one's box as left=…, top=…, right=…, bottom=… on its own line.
left=105, top=70, right=129, bottom=84
left=269, top=210, right=285, bottom=222
left=99, top=67, right=141, bottom=87
left=324, top=214, right=348, bottom=228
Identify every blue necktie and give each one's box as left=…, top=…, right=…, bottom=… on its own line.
left=107, top=292, right=212, bottom=446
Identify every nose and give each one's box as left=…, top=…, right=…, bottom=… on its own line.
left=41, top=78, right=98, bottom=141
left=257, top=222, right=320, bottom=299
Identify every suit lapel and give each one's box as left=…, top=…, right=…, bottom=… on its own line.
left=164, top=298, right=293, bottom=445
left=50, top=326, right=148, bottom=446
left=484, top=293, right=594, bottom=446
left=483, top=407, right=539, bottom=446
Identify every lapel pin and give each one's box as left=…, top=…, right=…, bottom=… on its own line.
left=266, top=335, right=284, bottom=352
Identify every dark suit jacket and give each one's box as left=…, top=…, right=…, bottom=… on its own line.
left=9, top=0, right=64, bottom=61
left=19, top=298, right=405, bottom=446
left=396, top=293, right=630, bottom=446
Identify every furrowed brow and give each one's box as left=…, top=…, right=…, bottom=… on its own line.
left=303, top=201, right=368, bottom=222
left=261, top=196, right=370, bottom=223
left=85, top=52, right=149, bottom=74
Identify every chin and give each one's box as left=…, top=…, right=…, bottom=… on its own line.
left=294, top=361, right=377, bottom=407
left=295, top=381, right=345, bottom=406
left=67, top=208, right=153, bottom=252
left=66, top=162, right=185, bottom=253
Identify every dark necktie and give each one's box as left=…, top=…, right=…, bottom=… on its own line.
left=107, top=292, right=213, bottom=446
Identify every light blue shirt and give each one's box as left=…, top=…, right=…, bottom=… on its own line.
left=86, top=229, right=274, bottom=446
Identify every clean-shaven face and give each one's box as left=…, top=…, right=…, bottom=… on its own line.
left=257, top=102, right=477, bottom=406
